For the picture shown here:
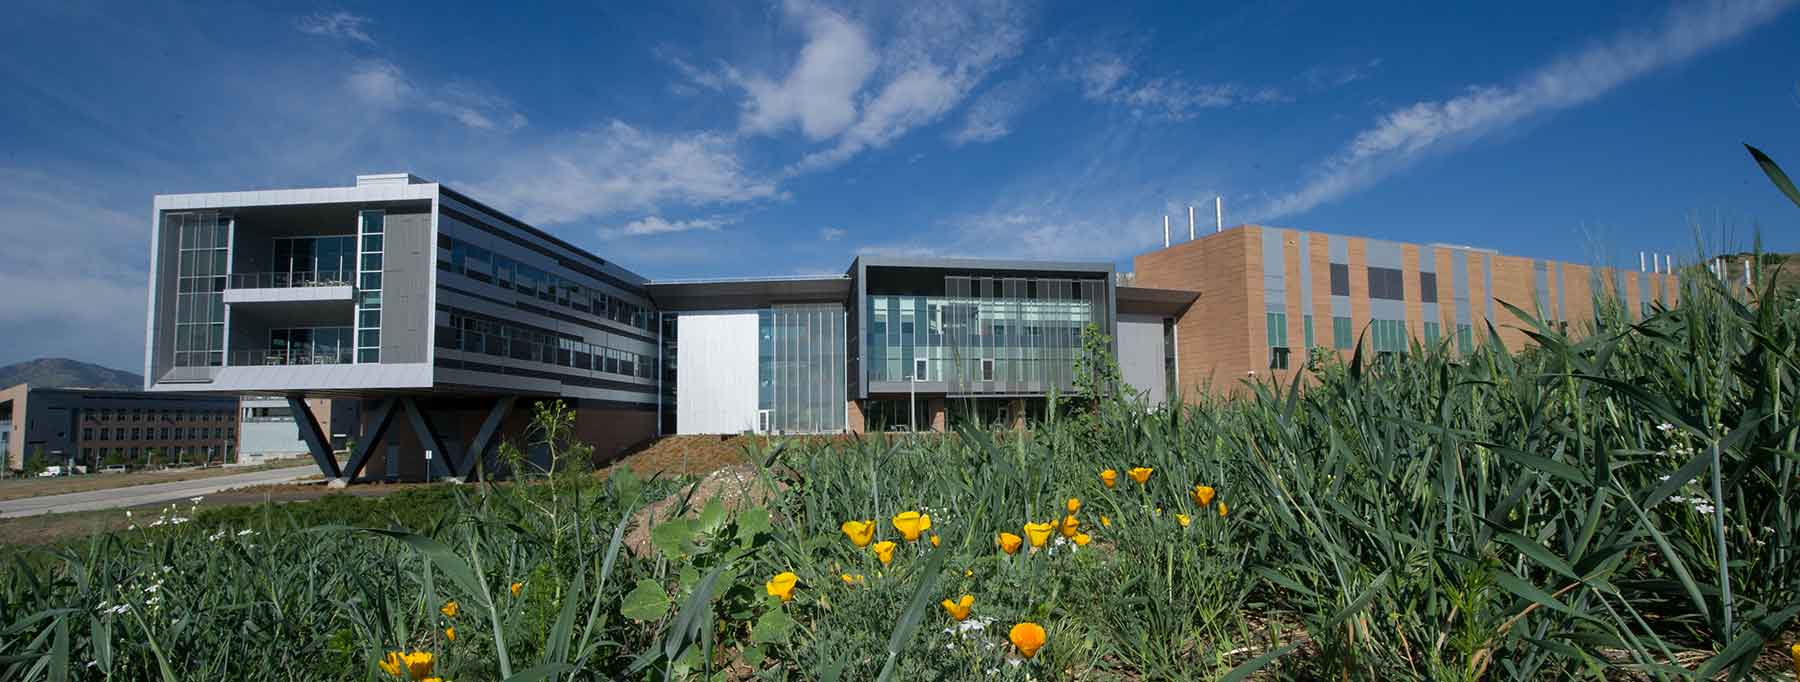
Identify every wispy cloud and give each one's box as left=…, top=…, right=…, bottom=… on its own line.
left=346, top=60, right=527, bottom=131
left=468, top=120, right=782, bottom=226
left=1257, top=0, right=1794, bottom=220
left=819, top=226, right=847, bottom=240
left=601, top=214, right=735, bottom=239
left=297, top=11, right=375, bottom=44
left=1069, top=50, right=1285, bottom=120
left=736, top=1, right=878, bottom=140
left=1302, top=58, right=1383, bottom=90
left=951, top=77, right=1035, bottom=145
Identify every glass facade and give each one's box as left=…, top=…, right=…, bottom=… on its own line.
left=866, top=276, right=1107, bottom=395
left=271, top=236, right=355, bottom=282
left=1370, top=319, right=1408, bottom=354
left=758, top=304, right=846, bottom=433
left=355, top=210, right=383, bottom=363
left=1332, top=316, right=1353, bottom=350
left=171, top=212, right=228, bottom=369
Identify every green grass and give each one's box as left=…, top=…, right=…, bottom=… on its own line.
left=0, top=262, right=1795, bottom=681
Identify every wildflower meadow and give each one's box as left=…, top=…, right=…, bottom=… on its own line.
left=2, top=155, right=1799, bottom=680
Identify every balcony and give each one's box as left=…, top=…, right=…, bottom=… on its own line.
left=222, top=270, right=355, bottom=304
left=230, top=347, right=355, bottom=367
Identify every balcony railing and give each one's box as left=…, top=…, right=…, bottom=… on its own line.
left=228, top=270, right=355, bottom=289
left=231, top=347, right=354, bottom=367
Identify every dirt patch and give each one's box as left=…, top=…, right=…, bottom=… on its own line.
left=621, top=464, right=788, bottom=557
left=0, top=460, right=316, bottom=502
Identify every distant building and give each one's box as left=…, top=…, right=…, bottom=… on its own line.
left=235, top=396, right=359, bottom=465
left=1, top=383, right=239, bottom=473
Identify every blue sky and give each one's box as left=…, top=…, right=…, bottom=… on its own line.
left=1, top=0, right=1797, bottom=371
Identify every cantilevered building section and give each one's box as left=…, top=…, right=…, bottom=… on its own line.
left=144, top=174, right=661, bottom=483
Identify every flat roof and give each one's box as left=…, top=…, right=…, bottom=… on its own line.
left=645, top=275, right=853, bottom=311
left=853, top=255, right=1114, bottom=275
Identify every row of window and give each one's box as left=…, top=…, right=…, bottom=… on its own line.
left=85, top=408, right=231, bottom=423
left=438, top=234, right=657, bottom=334
left=80, top=446, right=229, bottom=463
left=82, top=426, right=233, bottom=442
left=1326, top=263, right=1440, bottom=303
left=437, top=311, right=657, bottom=380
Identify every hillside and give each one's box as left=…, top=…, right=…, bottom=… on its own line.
left=0, top=358, right=143, bottom=391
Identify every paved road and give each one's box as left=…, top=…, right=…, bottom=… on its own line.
left=0, top=465, right=317, bottom=519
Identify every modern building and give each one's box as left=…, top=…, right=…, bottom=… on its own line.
left=235, top=396, right=359, bottom=466
left=1132, top=225, right=1679, bottom=395
left=1, top=383, right=239, bottom=473
left=141, top=173, right=1675, bottom=483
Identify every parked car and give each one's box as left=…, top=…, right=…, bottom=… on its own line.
left=37, top=466, right=65, bottom=477
left=101, top=465, right=128, bottom=474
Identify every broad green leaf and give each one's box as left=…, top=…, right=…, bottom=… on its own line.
left=620, top=579, right=670, bottom=622
left=651, top=518, right=694, bottom=559
left=695, top=497, right=728, bottom=535
left=736, top=507, right=773, bottom=544
left=750, top=609, right=795, bottom=645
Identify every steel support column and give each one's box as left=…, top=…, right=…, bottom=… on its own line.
left=340, top=399, right=397, bottom=483
left=287, top=395, right=340, bottom=479
left=458, top=396, right=516, bottom=480
left=401, top=397, right=460, bottom=481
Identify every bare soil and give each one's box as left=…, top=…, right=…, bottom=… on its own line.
left=0, top=459, right=316, bottom=502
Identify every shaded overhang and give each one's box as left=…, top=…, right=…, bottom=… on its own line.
left=1116, top=285, right=1199, bottom=317
left=644, top=275, right=853, bottom=311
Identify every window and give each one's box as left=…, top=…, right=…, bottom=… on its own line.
left=1269, top=346, right=1290, bottom=370
left=161, top=427, right=170, bottom=440
left=1456, top=323, right=1474, bottom=354
left=1333, top=316, right=1353, bottom=350
left=1367, top=267, right=1405, bottom=300
left=1420, top=272, right=1438, bottom=303
left=1302, top=315, right=1314, bottom=349
left=1265, top=312, right=1288, bottom=348
left=131, top=428, right=142, bottom=440
left=1370, top=319, right=1408, bottom=353
left=82, top=428, right=93, bottom=441
left=1329, top=263, right=1350, bottom=296
left=1424, top=321, right=1441, bottom=347
left=99, top=428, right=110, bottom=441
left=980, top=358, right=995, bottom=382
left=914, top=358, right=930, bottom=381
left=356, top=210, right=384, bottom=363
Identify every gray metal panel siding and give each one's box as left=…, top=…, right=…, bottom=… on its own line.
left=1371, top=299, right=1405, bottom=320
left=1366, top=240, right=1402, bottom=268
left=148, top=215, right=182, bottom=382
left=381, top=211, right=432, bottom=363
left=1329, top=235, right=1349, bottom=318
left=1419, top=246, right=1436, bottom=273
left=1452, top=251, right=1471, bottom=324
left=1261, top=229, right=1286, bottom=313
left=1117, top=314, right=1167, bottom=405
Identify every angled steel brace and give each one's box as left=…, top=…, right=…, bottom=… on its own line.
left=341, top=399, right=397, bottom=482
left=458, top=396, right=516, bottom=480
left=287, top=395, right=340, bottom=479
left=402, top=397, right=459, bottom=480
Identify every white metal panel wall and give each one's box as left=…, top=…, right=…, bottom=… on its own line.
left=1117, top=314, right=1168, bottom=406
left=676, top=311, right=760, bottom=434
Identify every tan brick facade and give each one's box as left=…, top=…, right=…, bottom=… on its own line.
left=1135, top=225, right=1679, bottom=401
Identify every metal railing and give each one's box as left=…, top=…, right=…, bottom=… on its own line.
left=230, top=347, right=354, bottom=367
left=228, top=270, right=355, bottom=289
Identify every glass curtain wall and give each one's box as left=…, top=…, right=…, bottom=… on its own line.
left=355, top=211, right=384, bottom=363
left=171, top=212, right=228, bottom=369
left=759, top=304, right=846, bottom=433
left=271, top=236, right=354, bottom=284
left=866, top=276, right=1106, bottom=395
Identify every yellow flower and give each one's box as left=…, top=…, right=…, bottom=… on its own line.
left=941, top=594, right=974, bottom=621
left=1191, top=485, right=1215, bottom=507
left=1023, top=522, right=1054, bottom=548
left=1100, top=515, right=1111, bottom=528
left=444, top=627, right=456, bottom=641
left=840, top=520, right=876, bottom=548
left=1128, top=467, right=1153, bottom=485
left=996, top=532, right=1023, bottom=555
left=930, top=534, right=941, bottom=547
left=1100, top=469, right=1117, bottom=488
left=766, top=571, right=798, bottom=602
left=439, top=601, right=459, bottom=619
left=1010, top=622, right=1047, bottom=659
left=379, top=652, right=403, bottom=676
left=1175, top=513, right=1191, bottom=527
left=1218, top=500, right=1230, bottom=517
left=510, top=581, right=524, bottom=598
left=1073, top=532, right=1091, bottom=546
left=1066, top=498, right=1081, bottom=513
left=423, top=679, right=443, bottom=682
left=891, top=511, right=932, bottom=542
left=1059, top=515, right=1080, bottom=539
left=1790, top=642, right=1799, bottom=679
left=840, top=573, right=865, bottom=586
left=402, top=651, right=434, bottom=680
left=874, top=541, right=897, bottom=566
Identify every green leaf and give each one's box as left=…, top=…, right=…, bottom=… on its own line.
left=1495, top=571, right=1576, bottom=617
left=695, top=497, right=728, bottom=535
left=358, top=528, right=492, bottom=611
left=1746, top=144, right=1800, bottom=208
left=736, top=507, right=772, bottom=544
left=1497, top=532, right=1580, bottom=582
left=620, top=579, right=670, bottom=622
left=1220, top=642, right=1301, bottom=682
left=651, top=518, right=694, bottom=559
left=609, top=464, right=643, bottom=506
left=750, top=609, right=795, bottom=645
left=502, top=663, right=574, bottom=682
left=875, top=545, right=949, bottom=682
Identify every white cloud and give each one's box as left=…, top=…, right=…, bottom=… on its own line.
left=1302, top=58, right=1383, bottom=90
left=1068, top=50, right=1285, bottom=120
left=819, top=226, right=847, bottom=240
left=601, top=215, right=734, bottom=239
left=345, top=60, right=527, bottom=131
left=737, top=1, right=879, bottom=140
left=1257, top=0, right=1794, bottom=220
left=468, top=120, right=781, bottom=226
left=297, top=11, right=374, bottom=44
left=951, top=78, right=1034, bottom=145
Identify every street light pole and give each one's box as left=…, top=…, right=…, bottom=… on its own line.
left=908, top=374, right=917, bottom=432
